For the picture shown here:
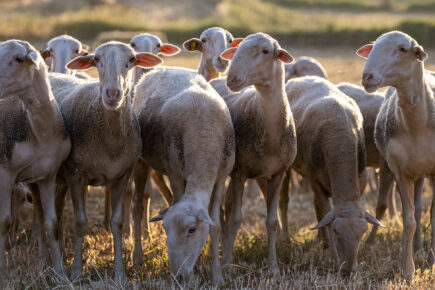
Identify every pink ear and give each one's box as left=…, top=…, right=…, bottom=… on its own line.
left=413, top=45, right=428, bottom=62
left=135, top=52, right=163, bottom=68
left=276, top=49, right=294, bottom=64
left=159, top=44, right=180, bottom=56
left=231, top=38, right=244, bottom=48
left=221, top=47, right=237, bottom=61
left=66, top=55, right=96, bottom=70
left=356, top=44, right=373, bottom=59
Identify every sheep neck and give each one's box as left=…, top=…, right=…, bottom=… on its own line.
left=394, top=61, right=434, bottom=132
left=20, top=68, right=62, bottom=143
left=101, top=92, right=132, bottom=139
left=198, top=58, right=219, bottom=82
left=254, top=63, right=289, bottom=134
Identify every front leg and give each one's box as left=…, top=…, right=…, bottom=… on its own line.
left=69, top=180, right=88, bottom=280
left=0, top=170, right=14, bottom=275
left=266, top=171, right=286, bottom=273
left=110, top=169, right=133, bottom=284
left=37, top=174, right=67, bottom=279
left=103, top=186, right=111, bottom=231
left=413, top=178, right=425, bottom=253
left=396, top=176, right=416, bottom=281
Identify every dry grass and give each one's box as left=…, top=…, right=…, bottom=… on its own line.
left=5, top=51, right=435, bottom=289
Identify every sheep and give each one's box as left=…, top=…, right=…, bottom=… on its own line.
left=9, top=183, right=32, bottom=248
left=218, top=33, right=297, bottom=273
left=0, top=40, right=71, bottom=278
left=132, top=66, right=235, bottom=284
left=183, top=27, right=243, bottom=81
left=281, top=76, right=384, bottom=274
left=357, top=30, right=435, bottom=280
left=284, top=56, right=328, bottom=82
left=41, top=35, right=91, bottom=79
left=102, top=33, right=180, bottom=237
left=48, top=41, right=162, bottom=282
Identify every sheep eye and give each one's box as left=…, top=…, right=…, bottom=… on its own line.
left=130, top=42, right=136, bottom=48
left=399, top=47, right=407, bottom=53
left=229, top=39, right=232, bottom=43
left=94, top=56, right=100, bottom=63
left=15, top=56, right=24, bottom=63
left=75, top=49, right=79, bottom=54
left=157, top=43, right=161, bottom=48
left=129, top=57, right=136, bottom=63
left=262, top=49, right=269, bottom=54
left=188, top=227, right=196, bottom=234
left=201, top=39, right=206, bottom=43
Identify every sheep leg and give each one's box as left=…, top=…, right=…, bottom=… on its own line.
left=103, top=186, right=111, bottom=231
left=387, top=186, right=398, bottom=221
left=110, top=169, right=131, bottom=284
left=278, top=169, right=291, bottom=243
left=311, top=181, right=332, bottom=246
left=151, top=170, right=173, bottom=206
left=222, top=174, right=246, bottom=266
left=37, top=175, right=67, bottom=279
left=266, top=171, right=286, bottom=273
left=132, top=160, right=149, bottom=267
left=209, top=177, right=226, bottom=285
left=70, top=181, right=88, bottom=280
left=429, top=176, right=435, bottom=266
left=257, top=177, right=286, bottom=237
left=31, top=184, right=50, bottom=265
left=122, top=181, right=133, bottom=237
left=396, top=176, right=416, bottom=281
left=366, top=159, right=395, bottom=245
left=0, top=171, right=13, bottom=276
left=55, top=184, right=68, bottom=258
left=413, top=178, right=425, bottom=253
left=142, top=173, right=152, bottom=241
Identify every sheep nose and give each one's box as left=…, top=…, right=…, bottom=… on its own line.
left=227, top=76, right=239, bottom=86
left=217, top=56, right=224, bottom=64
left=362, top=72, right=373, bottom=86
left=106, top=88, right=120, bottom=99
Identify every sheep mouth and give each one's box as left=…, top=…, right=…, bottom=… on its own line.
left=362, top=81, right=381, bottom=93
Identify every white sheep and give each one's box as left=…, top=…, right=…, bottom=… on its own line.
left=0, top=40, right=71, bottom=278
left=284, top=56, right=328, bottom=81
left=183, top=27, right=243, bottom=81
left=41, top=35, right=91, bottom=78
left=49, top=41, right=162, bottom=282
left=133, top=66, right=235, bottom=284
left=357, top=30, right=435, bottom=280
left=285, top=76, right=384, bottom=275
left=219, top=33, right=297, bottom=273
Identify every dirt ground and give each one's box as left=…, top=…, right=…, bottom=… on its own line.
left=5, top=49, right=435, bottom=289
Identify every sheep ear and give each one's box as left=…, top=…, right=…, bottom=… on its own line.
left=231, top=38, right=244, bottom=48
left=311, top=210, right=335, bottom=230
left=356, top=44, right=373, bottom=59
left=26, top=51, right=39, bottom=70
left=364, top=211, right=386, bottom=228
left=40, top=48, right=51, bottom=60
left=221, top=47, right=237, bottom=61
left=135, top=52, right=163, bottom=68
left=150, top=208, right=169, bottom=222
left=159, top=43, right=180, bottom=56
left=183, top=38, right=202, bottom=52
left=196, top=208, right=213, bottom=226
left=67, top=55, right=96, bottom=70
left=276, top=49, right=294, bottom=64
left=413, top=45, right=427, bottom=62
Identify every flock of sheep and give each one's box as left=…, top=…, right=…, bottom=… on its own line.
left=0, top=26, right=433, bottom=286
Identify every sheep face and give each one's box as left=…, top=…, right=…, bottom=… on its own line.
left=223, top=33, right=293, bottom=92
left=41, top=35, right=88, bottom=74
left=0, top=40, right=42, bottom=98
left=357, top=31, right=427, bottom=93
left=184, top=27, right=237, bottom=74
left=66, top=42, right=162, bottom=110
left=312, top=202, right=385, bottom=275
left=129, top=33, right=179, bottom=84
left=151, top=201, right=213, bottom=283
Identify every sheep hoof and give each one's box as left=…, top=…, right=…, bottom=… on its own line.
left=70, top=265, right=82, bottom=281
left=115, top=270, right=128, bottom=285
left=268, top=263, right=279, bottom=275
left=133, top=251, right=144, bottom=268
left=212, top=274, right=224, bottom=286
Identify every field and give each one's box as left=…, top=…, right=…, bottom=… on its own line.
left=3, top=0, right=435, bottom=289
left=2, top=50, right=435, bottom=289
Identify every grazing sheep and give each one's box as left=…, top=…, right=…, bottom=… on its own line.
left=41, top=35, right=91, bottom=79
left=219, top=33, right=297, bottom=273
left=284, top=56, right=328, bottom=81
left=357, top=30, right=435, bottom=280
left=284, top=76, right=384, bottom=275
left=133, top=66, right=235, bottom=284
left=49, top=41, right=162, bottom=282
left=183, top=27, right=243, bottom=81
left=0, top=40, right=71, bottom=278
